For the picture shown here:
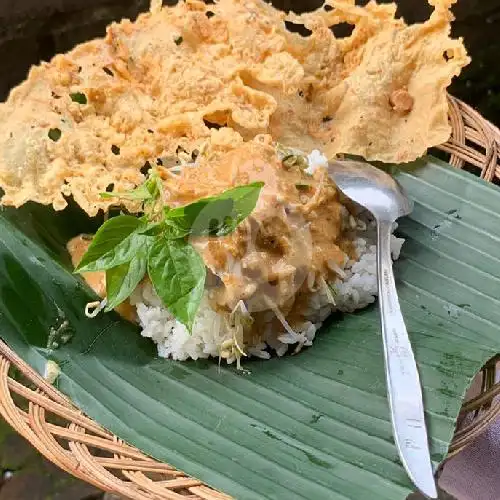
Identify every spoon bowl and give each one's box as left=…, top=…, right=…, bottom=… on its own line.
left=328, top=160, right=413, bottom=222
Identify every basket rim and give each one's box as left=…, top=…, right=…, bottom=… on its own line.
left=0, top=94, right=499, bottom=499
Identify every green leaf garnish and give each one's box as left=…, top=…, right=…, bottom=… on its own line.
left=105, top=255, right=147, bottom=311
left=148, top=238, right=206, bottom=331
left=77, top=232, right=152, bottom=273
left=174, top=36, right=183, bottom=45
left=70, top=92, right=87, bottom=105
left=166, top=182, right=264, bottom=237
left=78, top=171, right=264, bottom=330
left=165, top=198, right=234, bottom=238
left=48, top=128, right=62, bottom=142
left=75, top=216, right=142, bottom=272
left=137, top=221, right=167, bottom=237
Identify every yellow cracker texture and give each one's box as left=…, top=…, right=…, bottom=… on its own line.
left=0, top=0, right=469, bottom=216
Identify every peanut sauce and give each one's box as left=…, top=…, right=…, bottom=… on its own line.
left=68, top=141, right=355, bottom=341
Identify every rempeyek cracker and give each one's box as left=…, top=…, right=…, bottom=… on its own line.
left=0, top=0, right=469, bottom=216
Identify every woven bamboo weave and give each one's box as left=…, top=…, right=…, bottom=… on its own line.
left=0, top=95, right=498, bottom=499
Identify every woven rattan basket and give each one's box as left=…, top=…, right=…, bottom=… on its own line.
left=0, top=95, right=498, bottom=499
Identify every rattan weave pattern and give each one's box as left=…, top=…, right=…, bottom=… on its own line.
left=0, top=95, right=498, bottom=499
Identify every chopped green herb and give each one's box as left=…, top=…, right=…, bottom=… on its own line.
left=282, top=154, right=308, bottom=170
left=174, top=36, right=183, bottom=45
left=70, top=92, right=87, bottom=105
left=48, top=128, right=62, bottom=142
left=103, top=67, right=114, bottom=76
left=295, top=183, right=311, bottom=191
left=282, top=155, right=296, bottom=169
left=111, top=144, right=121, bottom=155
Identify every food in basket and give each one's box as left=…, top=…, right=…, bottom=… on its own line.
left=0, top=0, right=468, bottom=366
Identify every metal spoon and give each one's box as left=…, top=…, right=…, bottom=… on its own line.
left=327, top=159, right=437, bottom=499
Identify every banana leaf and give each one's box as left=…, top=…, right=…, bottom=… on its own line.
left=0, top=156, right=499, bottom=499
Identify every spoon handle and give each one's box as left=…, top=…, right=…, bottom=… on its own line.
left=376, top=220, right=437, bottom=499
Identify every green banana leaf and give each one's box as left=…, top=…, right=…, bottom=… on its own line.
left=1, top=156, right=499, bottom=500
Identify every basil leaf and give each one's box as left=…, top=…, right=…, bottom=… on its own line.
left=167, top=198, right=235, bottom=237
left=147, top=237, right=206, bottom=331
left=75, top=215, right=142, bottom=272
left=226, top=181, right=264, bottom=223
left=137, top=221, right=165, bottom=237
left=139, top=218, right=191, bottom=240
left=191, top=199, right=238, bottom=237
left=166, top=182, right=263, bottom=237
left=163, top=220, right=192, bottom=239
left=77, top=232, right=153, bottom=273
left=105, top=256, right=147, bottom=311
left=133, top=220, right=186, bottom=241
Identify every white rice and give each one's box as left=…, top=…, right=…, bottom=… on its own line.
left=129, top=150, right=405, bottom=364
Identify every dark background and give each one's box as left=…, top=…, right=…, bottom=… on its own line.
left=0, top=0, right=499, bottom=124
